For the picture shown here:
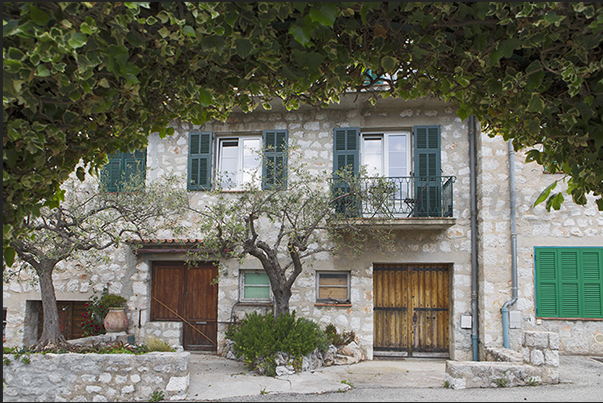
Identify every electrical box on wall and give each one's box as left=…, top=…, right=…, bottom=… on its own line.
left=460, top=315, right=472, bottom=329
left=509, top=311, right=522, bottom=329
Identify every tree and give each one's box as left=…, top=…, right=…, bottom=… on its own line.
left=7, top=172, right=187, bottom=350
left=186, top=151, right=393, bottom=317
left=4, top=2, right=603, bottom=266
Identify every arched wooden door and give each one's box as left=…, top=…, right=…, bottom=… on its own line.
left=373, top=263, right=450, bottom=357
left=151, top=261, right=218, bottom=351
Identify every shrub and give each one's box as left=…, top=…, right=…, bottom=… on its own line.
left=226, top=311, right=328, bottom=374
left=324, top=323, right=356, bottom=347
left=145, top=336, right=174, bottom=352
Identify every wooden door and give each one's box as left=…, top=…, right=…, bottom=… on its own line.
left=38, top=301, right=88, bottom=340
left=373, top=264, right=450, bottom=357
left=151, top=261, right=218, bottom=351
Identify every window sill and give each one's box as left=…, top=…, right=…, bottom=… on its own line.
left=314, top=303, right=352, bottom=307
left=237, top=301, right=273, bottom=306
left=537, top=316, right=603, bottom=321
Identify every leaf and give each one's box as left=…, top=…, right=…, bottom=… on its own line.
left=456, top=108, right=469, bottom=121
left=183, top=25, right=196, bottom=37
left=76, top=166, right=86, bottom=181
left=308, top=3, right=338, bottom=27
left=36, top=64, right=51, bottom=77
left=289, top=24, right=312, bottom=48
left=3, top=246, right=15, bottom=267
left=235, top=38, right=253, bottom=58
left=29, top=5, right=50, bottom=26
left=68, top=32, right=88, bottom=49
left=534, top=181, right=557, bottom=207
left=199, top=88, right=212, bottom=106
left=526, top=93, right=545, bottom=113
left=381, top=56, right=396, bottom=72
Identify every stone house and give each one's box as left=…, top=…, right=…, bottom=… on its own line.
left=3, top=92, right=603, bottom=360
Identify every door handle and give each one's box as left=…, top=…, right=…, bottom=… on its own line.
left=195, top=321, right=207, bottom=325
left=412, top=312, right=417, bottom=326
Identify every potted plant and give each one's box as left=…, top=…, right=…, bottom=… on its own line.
left=101, top=293, right=128, bottom=333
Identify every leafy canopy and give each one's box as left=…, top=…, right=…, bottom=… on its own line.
left=4, top=2, right=603, bottom=266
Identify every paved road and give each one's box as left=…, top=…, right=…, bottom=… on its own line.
left=187, top=354, right=603, bottom=402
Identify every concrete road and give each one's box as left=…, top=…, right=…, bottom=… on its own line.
left=185, top=354, right=603, bottom=402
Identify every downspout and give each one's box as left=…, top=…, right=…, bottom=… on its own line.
left=469, top=114, right=479, bottom=361
left=501, top=139, right=518, bottom=348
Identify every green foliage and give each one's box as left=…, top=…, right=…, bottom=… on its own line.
left=324, top=324, right=356, bottom=347
left=81, top=288, right=126, bottom=336
left=225, top=311, right=328, bottom=374
left=149, top=391, right=165, bottom=402
left=145, top=336, right=175, bottom=352
left=5, top=2, right=603, bottom=268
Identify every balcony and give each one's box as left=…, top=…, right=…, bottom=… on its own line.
left=331, top=175, right=456, bottom=230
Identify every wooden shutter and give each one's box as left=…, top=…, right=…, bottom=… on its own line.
left=583, top=250, right=603, bottom=317
left=188, top=132, right=212, bottom=190
left=262, top=130, right=288, bottom=190
left=414, top=126, right=441, bottom=217
left=103, top=154, right=122, bottom=192
left=333, top=127, right=359, bottom=176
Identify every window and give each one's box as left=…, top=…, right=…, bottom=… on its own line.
left=334, top=126, right=448, bottom=218
left=316, top=272, right=351, bottom=304
left=188, top=130, right=288, bottom=191
left=535, top=247, right=603, bottom=319
left=101, top=150, right=147, bottom=192
left=240, top=270, right=271, bottom=302
left=218, top=137, right=261, bottom=190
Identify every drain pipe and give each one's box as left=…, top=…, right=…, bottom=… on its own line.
left=501, top=139, right=518, bottom=348
left=469, top=114, right=479, bottom=361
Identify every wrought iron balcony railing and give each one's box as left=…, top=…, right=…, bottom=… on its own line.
left=331, top=176, right=455, bottom=218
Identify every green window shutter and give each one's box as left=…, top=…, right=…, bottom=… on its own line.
left=414, top=125, right=441, bottom=217
left=101, top=150, right=146, bottom=192
left=262, top=130, right=288, bottom=190
left=188, top=132, right=212, bottom=191
left=535, top=249, right=559, bottom=317
left=535, top=247, right=603, bottom=319
left=333, top=127, right=359, bottom=176
left=333, top=128, right=359, bottom=216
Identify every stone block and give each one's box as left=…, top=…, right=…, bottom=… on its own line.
left=544, top=350, right=559, bottom=367
left=524, top=331, right=548, bottom=349
left=548, top=333, right=560, bottom=350
left=530, top=349, right=545, bottom=366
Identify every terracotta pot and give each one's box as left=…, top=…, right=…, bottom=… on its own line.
left=103, top=307, right=128, bottom=333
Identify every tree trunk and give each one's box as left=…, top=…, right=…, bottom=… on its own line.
left=34, top=264, right=67, bottom=350
left=272, top=287, right=291, bottom=318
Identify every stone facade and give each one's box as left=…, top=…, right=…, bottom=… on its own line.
left=3, top=93, right=602, bottom=362
left=2, top=352, right=190, bottom=402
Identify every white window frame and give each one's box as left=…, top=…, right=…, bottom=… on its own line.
left=360, top=131, right=411, bottom=178
left=239, top=270, right=272, bottom=302
left=316, top=271, right=351, bottom=303
left=217, top=135, right=262, bottom=190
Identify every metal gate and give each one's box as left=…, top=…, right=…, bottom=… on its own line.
left=373, top=263, right=450, bottom=357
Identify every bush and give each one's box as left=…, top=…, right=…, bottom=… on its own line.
left=226, top=311, right=328, bottom=374
left=145, top=336, right=175, bottom=352
left=324, top=323, right=356, bottom=347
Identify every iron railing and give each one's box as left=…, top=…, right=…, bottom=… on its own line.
left=331, top=176, right=455, bottom=218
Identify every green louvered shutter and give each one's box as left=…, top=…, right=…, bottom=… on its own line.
left=188, top=132, right=212, bottom=191
left=535, top=247, right=603, bottom=319
left=583, top=250, right=603, bottom=317
left=535, top=249, right=559, bottom=317
left=414, top=126, right=441, bottom=217
left=559, top=249, right=580, bottom=317
left=333, top=128, right=359, bottom=216
left=101, top=150, right=146, bottom=192
left=262, top=130, right=288, bottom=190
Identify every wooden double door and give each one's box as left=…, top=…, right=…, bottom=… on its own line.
left=151, top=261, right=218, bottom=351
left=373, top=263, right=450, bottom=357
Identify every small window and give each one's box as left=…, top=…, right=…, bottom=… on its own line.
left=240, top=270, right=271, bottom=302
left=316, top=272, right=351, bottom=303
left=101, top=150, right=147, bottom=192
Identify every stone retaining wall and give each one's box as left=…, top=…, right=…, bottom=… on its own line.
left=2, top=352, right=190, bottom=402
left=445, top=331, right=559, bottom=389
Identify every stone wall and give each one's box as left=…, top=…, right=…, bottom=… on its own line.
left=2, top=352, right=190, bottom=402
left=445, top=331, right=559, bottom=389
